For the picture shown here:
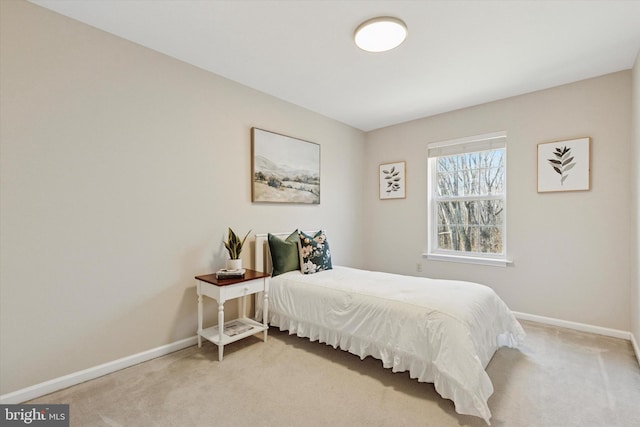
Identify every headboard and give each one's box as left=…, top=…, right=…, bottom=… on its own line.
left=254, top=233, right=276, bottom=274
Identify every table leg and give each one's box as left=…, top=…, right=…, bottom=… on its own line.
left=218, top=303, right=224, bottom=361
left=262, top=286, right=269, bottom=342
left=197, top=286, right=202, bottom=348
left=241, top=293, right=247, bottom=318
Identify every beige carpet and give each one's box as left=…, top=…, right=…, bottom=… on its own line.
left=29, top=321, right=640, bottom=427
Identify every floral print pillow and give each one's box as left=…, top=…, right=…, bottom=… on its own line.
left=298, top=230, right=332, bottom=274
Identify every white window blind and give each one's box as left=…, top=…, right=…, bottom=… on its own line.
left=427, top=131, right=506, bottom=158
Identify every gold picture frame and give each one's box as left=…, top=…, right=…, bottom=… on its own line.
left=251, top=128, right=320, bottom=204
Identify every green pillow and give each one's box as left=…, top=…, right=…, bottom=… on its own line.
left=298, top=230, right=332, bottom=274
left=268, top=231, right=300, bottom=276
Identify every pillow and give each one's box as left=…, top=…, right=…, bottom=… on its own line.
left=298, top=230, right=332, bottom=274
left=268, top=231, right=300, bottom=276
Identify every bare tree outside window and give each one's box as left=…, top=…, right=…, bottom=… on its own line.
left=434, top=149, right=505, bottom=255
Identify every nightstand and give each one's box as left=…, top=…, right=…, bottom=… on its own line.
left=195, top=269, right=270, bottom=361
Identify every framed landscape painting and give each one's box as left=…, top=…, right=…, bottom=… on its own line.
left=252, top=128, right=320, bottom=204
left=537, top=137, right=590, bottom=193
left=379, top=161, right=406, bottom=199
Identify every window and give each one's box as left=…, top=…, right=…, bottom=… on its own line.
left=426, top=132, right=508, bottom=266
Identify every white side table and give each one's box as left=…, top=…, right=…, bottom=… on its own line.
left=195, top=269, right=269, bottom=361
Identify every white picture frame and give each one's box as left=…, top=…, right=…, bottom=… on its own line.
left=537, top=137, right=590, bottom=193
left=379, top=161, right=406, bottom=199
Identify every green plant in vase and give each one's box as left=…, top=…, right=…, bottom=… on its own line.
left=224, top=228, right=251, bottom=270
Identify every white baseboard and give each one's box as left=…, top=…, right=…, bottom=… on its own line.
left=2, top=315, right=638, bottom=403
left=513, top=311, right=632, bottom=340
left=631, top=333, right=640, bottom=368
left=0, top=336, right=198, bottom=404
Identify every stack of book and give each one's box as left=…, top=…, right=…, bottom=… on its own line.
left=215, top=268, right=246, bottom=279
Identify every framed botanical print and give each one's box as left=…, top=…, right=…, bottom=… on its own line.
left=379, top=161, right=406, bottom=199
left=537, top=137, right=590, bottom=193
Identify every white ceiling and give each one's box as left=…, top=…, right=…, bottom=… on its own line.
left=29, top=0, right=640, bottom=132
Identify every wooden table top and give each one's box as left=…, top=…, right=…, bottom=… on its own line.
left=195, top=269, right=269, bottom=286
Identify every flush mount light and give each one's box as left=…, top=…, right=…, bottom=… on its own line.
left=354, top=16, right=407, bottom=53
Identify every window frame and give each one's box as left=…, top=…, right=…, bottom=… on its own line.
left=425, top=131, right=510, bottom=267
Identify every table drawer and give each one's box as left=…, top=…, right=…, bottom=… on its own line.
left=219, top=278, right=265, bottom=300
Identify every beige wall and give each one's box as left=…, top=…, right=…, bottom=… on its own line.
left=365, top=71, right=633, bottom=331
left=632, top=51, right=640, bottom=345
left=0, top=0, right=366, bottom=395
left=2, top=0, right=638, bottom=399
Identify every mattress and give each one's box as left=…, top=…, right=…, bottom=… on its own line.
left=258, top=266, right=525, bottom=424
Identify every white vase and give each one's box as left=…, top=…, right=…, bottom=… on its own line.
left=226, top=259, right=242, bottom=271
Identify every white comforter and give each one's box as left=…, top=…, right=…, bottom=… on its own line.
left=260, top=266, right=525, bottom=424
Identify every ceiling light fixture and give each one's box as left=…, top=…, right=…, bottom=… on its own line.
left=354, top=16, right=407, bottom=53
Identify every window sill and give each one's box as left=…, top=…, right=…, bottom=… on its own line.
left=423, top=253, right=513, bottom=267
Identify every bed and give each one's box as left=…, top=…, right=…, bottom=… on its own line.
left=255, top=231, right=525, bottom=424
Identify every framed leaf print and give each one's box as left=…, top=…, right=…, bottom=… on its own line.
left=537, top=137, right=590, bottom=193
left=379, top=161, right=406, bottom=199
